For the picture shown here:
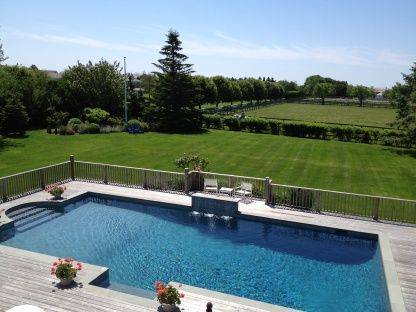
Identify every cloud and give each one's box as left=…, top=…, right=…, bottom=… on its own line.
left=182, top=32, right=412, bottom=67
left=14, top=30, right=158, bottom=52
left=12, top=28, right=413, bottom=67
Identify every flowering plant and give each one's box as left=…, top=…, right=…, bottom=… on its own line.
left=50, top=258, right=82, bottom=280
left=155, top=281, right=184, bottom=305
left=46, top=184, right=66, bottom=198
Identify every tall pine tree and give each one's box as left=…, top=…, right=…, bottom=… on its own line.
left=150, top=30, right=201, bottom=132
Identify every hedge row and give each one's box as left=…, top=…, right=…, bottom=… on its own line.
left=202, top=115, right=406, bottom=147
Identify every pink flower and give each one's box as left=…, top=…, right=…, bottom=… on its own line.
left=180, top=293, right=185, bottom=298
left=76, top=262, right=83, bottom=270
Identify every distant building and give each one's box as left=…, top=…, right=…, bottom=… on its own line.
left=42, top=70, right=62, bottom=79
left=373, top=88, right=386, bottom=100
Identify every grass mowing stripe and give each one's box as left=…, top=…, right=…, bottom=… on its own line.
left=0, top=130, right=415, bottom=199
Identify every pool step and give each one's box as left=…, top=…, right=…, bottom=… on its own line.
left=11, top=207, right=56, bottom=223
left=7, top=206, right=41, bottom=219
left=11, top=207, right=63, bottom=233
left=15, top=213, right=63, bottom=233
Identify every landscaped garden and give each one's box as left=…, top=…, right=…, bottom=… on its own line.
left=1, top=129, right=415, bottom=199
left=246, top=103, right=396, bottom=128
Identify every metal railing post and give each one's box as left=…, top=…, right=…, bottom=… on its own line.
left=103, top=165, right=108, bottom=184
left=373, top=197, right=380, bottom=221
left=184, top=168, right=190, bottom=194
left=40, top=169, right=45, bottom=189
left=265, top=177, right=272, bottom=205
left=69, top=155, right=75, bottom=180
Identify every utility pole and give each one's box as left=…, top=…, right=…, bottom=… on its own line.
left=124, top=56, right=128, bottom=122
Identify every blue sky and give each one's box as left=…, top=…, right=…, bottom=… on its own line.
left=1, top=0, right=415, bottom=87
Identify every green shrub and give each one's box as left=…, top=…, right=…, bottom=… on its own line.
left=268, top=120, right=281, bottom=135
left=84, top=107, right=110, bottom=125
left=58, top=125, right=67, bottom=135
left=139, top=121, right=150, bottom=132
left=332, top=126, right=354, bottom=141
left=222, top=116, right=240, bottom=131
left=107, top=116, right=124, bottom=126
left=203, top=114, right=223, bottom=129
left=80, top=123, right=100, bottom=134
left=67, top=118, right=83, bottom=132
left=239, top=117, right=270, bottom=133
left=281, top=122, right=327, bottom=139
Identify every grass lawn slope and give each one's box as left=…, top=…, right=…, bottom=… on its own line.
left=1, top=130, right=415, bottom=199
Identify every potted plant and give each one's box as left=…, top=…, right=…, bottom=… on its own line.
left=50, top=258, right=82, bottom=287
left=46, top=184, right=67, bottom=200
left=155, top=281, right=184, bottom=312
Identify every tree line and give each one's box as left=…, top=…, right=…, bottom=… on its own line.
left=0, top=31, right=395, bottom=137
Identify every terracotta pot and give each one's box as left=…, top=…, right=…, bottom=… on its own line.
left=161, top=303, right=176, bottom=312
left=59, top=277, right=74, bottom=287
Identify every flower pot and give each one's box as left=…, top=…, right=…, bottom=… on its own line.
left=59, top=277, right=74, bottom=287
left=161, top=303, right=176, bottom=312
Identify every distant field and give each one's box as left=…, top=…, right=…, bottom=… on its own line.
left=1, top=130, right=415, bottom=199
left=247, top=103, right=396, bottom=128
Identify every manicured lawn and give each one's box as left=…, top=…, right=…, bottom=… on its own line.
left=1, top=130, right=415, bottom=199
left=247, top=103, right=396, bottom=128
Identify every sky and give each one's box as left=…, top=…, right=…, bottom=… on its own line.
left=1, top=0, right=415, bottom=87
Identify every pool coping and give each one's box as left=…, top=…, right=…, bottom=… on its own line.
left=0, top=188, right=406, bottom=312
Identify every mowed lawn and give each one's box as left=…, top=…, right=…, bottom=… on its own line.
left=1, top=130, right=415, bottom=199
left=247, top=103, right=396, bottom=128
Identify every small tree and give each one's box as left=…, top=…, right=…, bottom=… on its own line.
left=193, top=76, right=218, bottom=109
left=313, top=83, right=334, bottom=105
left=174, top=153, right=209, bottom=171
left=0, top=96, right=29, bottom=136
left=348, top=85, right=373, bottom=106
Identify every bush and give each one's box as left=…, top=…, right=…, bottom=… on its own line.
left=332, top=126, right=354, bottom=142
left=282, top=122, right=328, bottom=139
left=222, top=116, right=240, bottom=131
left=67, top=118, right=83, bottom=132
left=79, top=123, right=100, bottom=134
left=202, top=114, right=223, bottom=129
left=107, top=116, right=124, bottom=126
left=268, top=120, right=281, bottom=135
left=84, top=107, right=110, bottom=125
left=239, top=117, right=270, bottom=133
left=58, top=125, right=67, bottom=135
left=126, top=119, right=142, bottom=134
left=139, top=121, right=150, bottom=132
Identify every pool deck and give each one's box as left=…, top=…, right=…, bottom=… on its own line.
left=0, top=181, right=415, bottom=311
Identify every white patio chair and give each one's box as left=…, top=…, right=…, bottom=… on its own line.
left=204, top=178, right=218, bottom=193
left=235, top=182, right=253, bottom=199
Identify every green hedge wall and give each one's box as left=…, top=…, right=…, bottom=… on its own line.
left=202, top=115, right=406, bottom=147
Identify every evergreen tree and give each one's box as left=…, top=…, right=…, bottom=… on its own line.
left=0, top=37, right=7, bottom=64
left=0, top=95, right=29, bottom=136
left=150, top=30, right=201, bottom=132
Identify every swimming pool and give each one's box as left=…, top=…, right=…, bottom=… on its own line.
left=1, top=195, right=389, bottom=311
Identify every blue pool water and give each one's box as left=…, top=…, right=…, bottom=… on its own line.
left=1, top=196, right=389, bottom=311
